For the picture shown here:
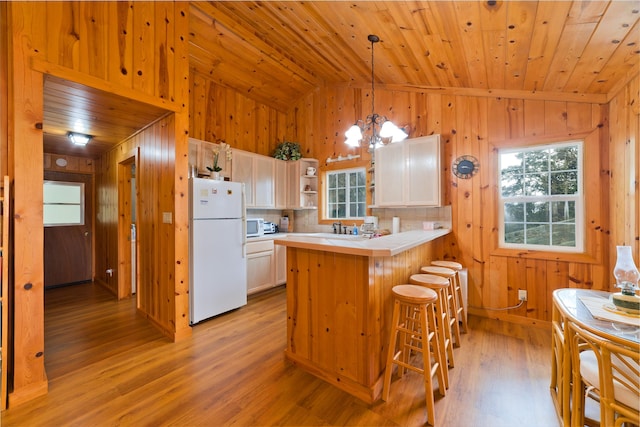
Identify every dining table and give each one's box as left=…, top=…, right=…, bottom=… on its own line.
left=551, top=288, right=640, bottom=426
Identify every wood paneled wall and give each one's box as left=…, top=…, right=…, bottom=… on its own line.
left=608, top=75, right=640, bottom=261
left=4, top=1, right=190, bottom=407
left=95, top=115, right=190, bottom=341
left=189, top=71, right=293, bottom=157
left=190, top=76, right=638, bottom=327
left=283, top=84, right=638, bottom=326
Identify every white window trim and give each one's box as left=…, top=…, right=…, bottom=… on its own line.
left=497, top=140, right=584, bottom=253
left=43, top=180, right=85, bottom=227
left=325, top=167, right=367, bottom=220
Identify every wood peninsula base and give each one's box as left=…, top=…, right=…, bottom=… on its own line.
left=276, top=230, right=449, bottom=403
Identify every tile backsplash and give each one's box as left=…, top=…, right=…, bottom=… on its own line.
left=371, top=206, right=452, bottom=233
left=247, top=206, right=452, bottom=234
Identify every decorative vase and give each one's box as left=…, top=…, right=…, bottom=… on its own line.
left=611, top=246, right=640, bottom=314
left=211, top=171, right=221, bottom=180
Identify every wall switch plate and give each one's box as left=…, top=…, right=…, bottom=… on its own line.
left=518, top=289, right=527, bottom=301
left=163, top=212, right=172, bottom=224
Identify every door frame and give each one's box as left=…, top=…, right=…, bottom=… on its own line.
left=43, top=170, right=94, bottom=288
left=117, top=150, right=139, bottom=301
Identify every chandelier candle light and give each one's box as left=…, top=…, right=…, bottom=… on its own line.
left=345, top=35, right=408, bottom=149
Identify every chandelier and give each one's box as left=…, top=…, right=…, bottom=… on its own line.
left=345, top=34, right=408, bottom=149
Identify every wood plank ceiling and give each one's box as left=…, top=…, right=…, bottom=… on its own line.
left=43, top=76, right=170, bottom=159
left=190, top=0, right=639, bottom=110
left=44, top=1, right=639, bottom=158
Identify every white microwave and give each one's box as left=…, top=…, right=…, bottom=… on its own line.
left=246, top=218, right=264, bottom=238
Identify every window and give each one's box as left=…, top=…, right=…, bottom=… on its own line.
left=326, top=168, right=366, bottom=219
left=498, top=141, right=583, bottom=252
left=44, top=181, right=85, bottom=226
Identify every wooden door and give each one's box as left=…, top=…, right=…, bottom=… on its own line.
left=44, top=171, right=92, bottom=288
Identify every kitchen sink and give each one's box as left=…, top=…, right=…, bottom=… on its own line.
left=300, top=232, right=370, bottom=240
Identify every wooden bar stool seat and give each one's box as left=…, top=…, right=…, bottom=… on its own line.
left=431, top=260, right=468, bottom=333
left=431, top=260, right=462, bottom=270
left=382, top=284, right=446, bottom=426
left=410, top=273, right=455, bottom=386
left=420, top=265, right=462, bottom=347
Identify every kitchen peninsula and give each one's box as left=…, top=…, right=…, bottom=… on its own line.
left=274, top=229, right=451, bottom=403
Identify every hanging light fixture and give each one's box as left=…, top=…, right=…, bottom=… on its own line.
left=345, top=34, right=408, bottom=149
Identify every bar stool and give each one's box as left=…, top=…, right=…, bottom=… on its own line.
left=420, top=265, right=462, bottom=347
left=382, top=284, right=446, bottom=426
left=431, top=260, right=468, bottom=333
left=410, top=273, right=455, bottom=386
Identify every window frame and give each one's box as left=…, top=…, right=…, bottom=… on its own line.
left=43, top=180, right=85, bottom=227
left=497, top=140, right=585, bottom=253
left=324, top=167, right=367, bottom=220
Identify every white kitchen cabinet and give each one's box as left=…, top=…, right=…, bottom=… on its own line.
left=254, top=155, right=275, bottom=208
left=232, top=150, right=255, bottom=205
left=375, top=135, right=441, bottom=207
left=232, top=150, right=275, bottom=208
left=274, top=159, right=288, bottom=209
left=287, top=158, right=319, bottom=209
left=246, top=239, right=275, bottom=294
left=274, top=243, right=287, bottom=285
left=374, top=142, right=404, bottom=206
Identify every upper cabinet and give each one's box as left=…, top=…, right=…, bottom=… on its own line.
left=374, top=135, right=441, bottom=207
left=189, top=140, right=318, bottom=210
left=232, top=150, right=275, bottom=208
left=274, top=159, right=288, bottom=210
left=287, top=158, right=319, bottom=209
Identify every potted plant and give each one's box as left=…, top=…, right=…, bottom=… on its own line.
left=273, top=141, right=302, bottom=161
left=206, top=148, right=223, bottom=180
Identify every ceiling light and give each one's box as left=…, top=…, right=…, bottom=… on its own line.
left=344, top=34, right=408, bottom=150
left=67, top=132, right=92, bottom=146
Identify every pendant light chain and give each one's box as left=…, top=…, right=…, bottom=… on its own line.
left=343, top=34, right=408, bottom=148
left=370, top=35, right=376, bottom=118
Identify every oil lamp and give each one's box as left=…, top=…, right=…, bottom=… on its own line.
left=611, top=245, right=640, bottom=314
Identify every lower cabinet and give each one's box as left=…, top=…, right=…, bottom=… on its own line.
left=246, top=239, right=275, bottom=294
left=274, top=243, right=287, bottom=285
left=246, top=237, right=287, bottom=294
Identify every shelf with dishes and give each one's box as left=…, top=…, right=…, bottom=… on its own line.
left=288, top=158, right=319, bottom=209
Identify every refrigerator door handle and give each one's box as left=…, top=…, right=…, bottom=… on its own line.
left=241, top=183, right=247, bottom=258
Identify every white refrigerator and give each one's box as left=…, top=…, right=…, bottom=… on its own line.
left=189, top=178, right=247, bottom=324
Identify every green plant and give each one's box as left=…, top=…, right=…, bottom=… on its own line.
left=273, top=141, right=302, bottom=161
left=206, top=149, right=223, bottom=172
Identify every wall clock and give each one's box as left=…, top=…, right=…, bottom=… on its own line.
left=452, top=155, right=479, bottom=179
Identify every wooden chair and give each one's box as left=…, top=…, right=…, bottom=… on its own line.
left=568, top=320, right=640, bottom=427
left=430, top=260, right=468, bottom=333
left=420, top=265, right=462, bottom=347
left=382, top=284, right=446, bottom=426
left=550, top=301, right=570, bottom=425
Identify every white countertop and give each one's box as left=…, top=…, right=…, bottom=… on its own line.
left=273, top=229, right=451, bottom=257
left=246, top=233, right=290, bottom=243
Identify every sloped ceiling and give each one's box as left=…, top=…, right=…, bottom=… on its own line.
left=44, top=1, right=640, bottom=158
left=189, top=1, right=640, bottom=111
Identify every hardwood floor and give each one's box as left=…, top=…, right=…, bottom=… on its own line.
left=2, top=283, right=560, bottom=426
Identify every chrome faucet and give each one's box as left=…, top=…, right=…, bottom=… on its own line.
left=332, top=221, right=342, bottom=234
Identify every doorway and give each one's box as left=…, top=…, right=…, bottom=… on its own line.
left=43, top=171, right=93, bottom=288
left=118, top=156, right=137, bottom=300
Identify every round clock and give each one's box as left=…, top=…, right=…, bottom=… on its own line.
left=452, top=155, right=479, bottom=179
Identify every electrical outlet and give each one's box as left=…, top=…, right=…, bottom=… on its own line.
left=518, top=289, right=528, bottom=301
